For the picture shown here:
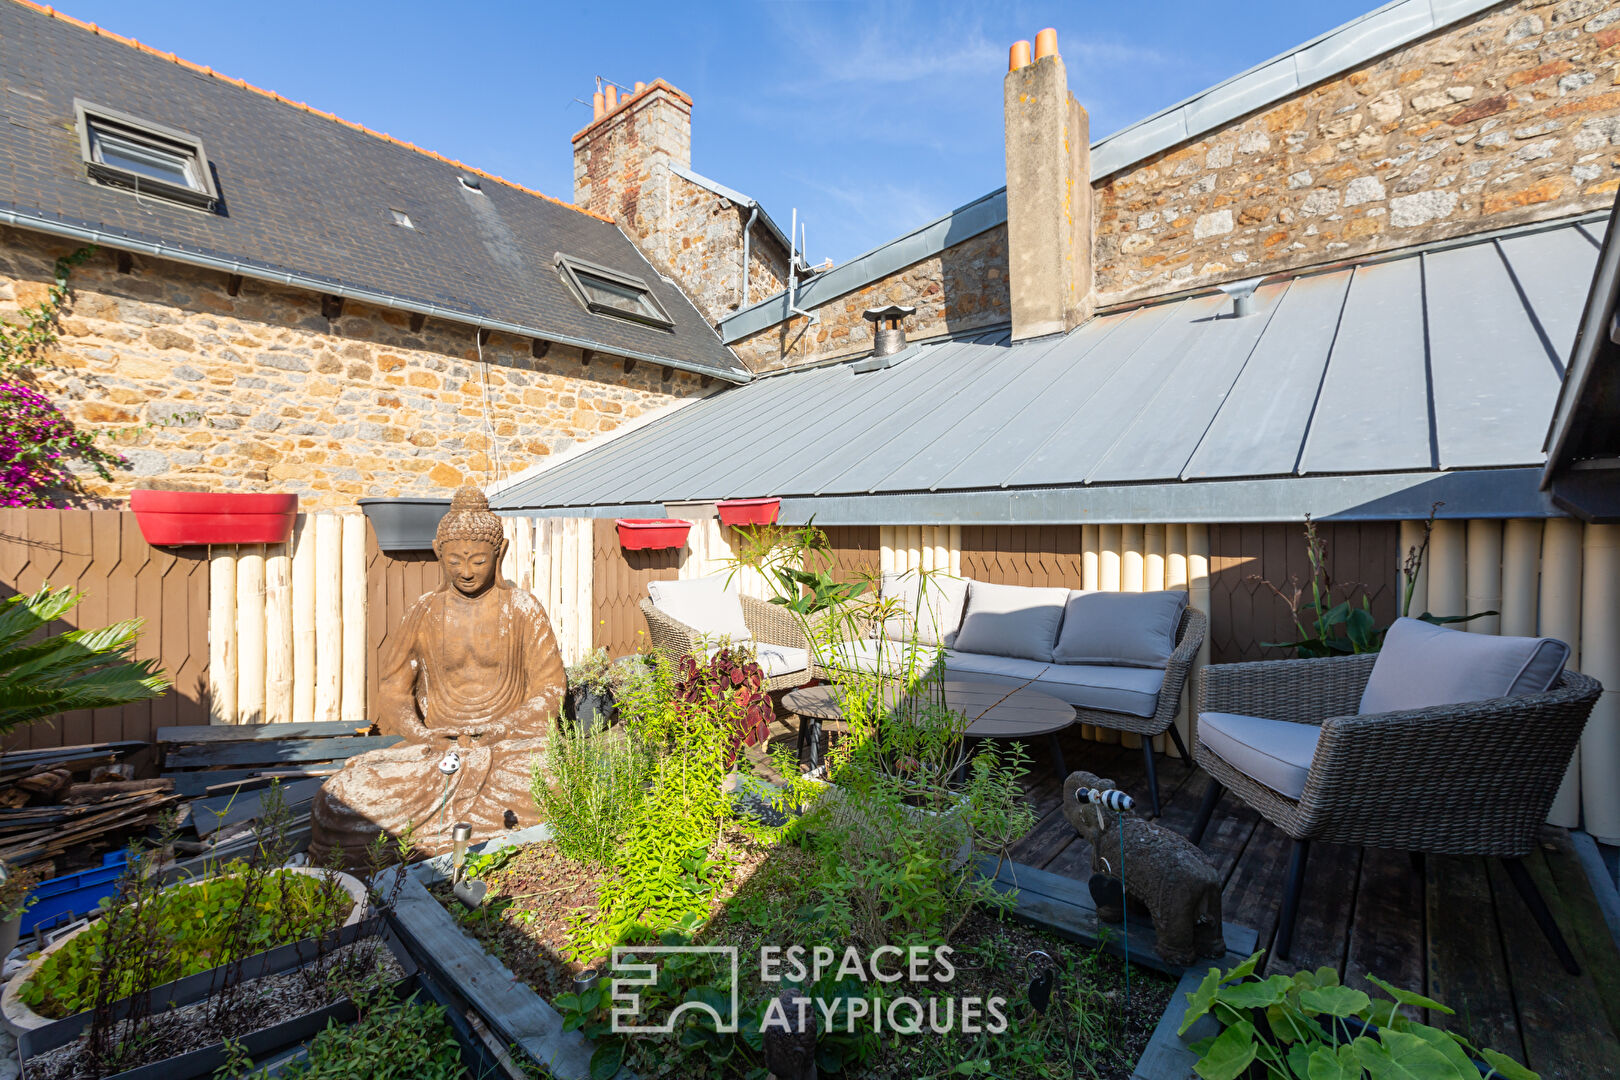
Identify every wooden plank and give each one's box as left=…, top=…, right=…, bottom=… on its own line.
left=391, top=874, right=596, bottom=1079
left=208, top=545, right=238, bottom=724
left=92, top=512, right=137, bottom=745
left=1425, top=855, right=1524, bottom=1059
left=264, top=541, right=294, bottom=725
left=292, top=514, right=317, bottom=726
left=55, top=509, right=96, bottom=747
left=164, top=767, right=338, bottom=798
left=189, top=778, right=327, bottom=836
left=1344, top=847, right=1425, bottom=1017
left=1544, top=830, right=1620, bottom=1039
left=314, top=515, right=343, bottom=723
left=157, top=721, right=367, bottom=744
left=341, top=514, right=367, bottom=726
left=236, top=543, right=267, bottom=724
left=163, top=734, right=401, bottom=769
left=1487, top=853, right=1620, bottom=1079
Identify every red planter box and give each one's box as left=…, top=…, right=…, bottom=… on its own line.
left=615, top=518, right=692, bottom=551
left=131, top=490, right=298, bottom=546
left=716, top=498, right=780, bottom=528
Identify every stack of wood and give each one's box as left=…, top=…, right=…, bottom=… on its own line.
left=0, top=742, right=180, bottom=872
left=158, top=722, right=400, bottom=866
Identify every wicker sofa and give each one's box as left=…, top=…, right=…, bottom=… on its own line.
left=639, top=577, right=811, bottom=693
left=823, top=572, right=1207, bottom=815
left=1188, top=617, right=1601, bottom=971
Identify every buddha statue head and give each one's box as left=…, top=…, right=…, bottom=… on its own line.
left=433, top=485, right=508, bottom=599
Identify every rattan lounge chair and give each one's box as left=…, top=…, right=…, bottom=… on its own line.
left=639, top=595, right=812, bottom=693
left=1188, top=625, right=1601, bottom=973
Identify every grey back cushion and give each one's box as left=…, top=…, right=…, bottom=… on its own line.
left=880, top=571, right=969, bottom=647
left=646, top=575, right=752, bottom=642
left=1358, top=617, right=1570, bottom=715
left=952, top=580, right=1070, bottom=662
left=1052, top=590, right=1189, bottom=667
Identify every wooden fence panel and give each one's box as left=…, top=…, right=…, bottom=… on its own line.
left=0, top=508, right=210, bottom=750
left=816, top=526, right=881, bottom=586
left=593, top=517, right=679, bottom=659
left=364, top=522, right=439, bottom=716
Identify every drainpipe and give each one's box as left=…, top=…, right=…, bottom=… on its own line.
left=741, top=205, right=758, bottom=308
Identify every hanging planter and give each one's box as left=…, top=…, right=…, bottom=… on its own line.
left=615, top=519, right=692, bottom=551
left=130, top=490, right=297, bottom=546
left=716, top=497, right=780, bottom=528
left=358, top=497, right=452, bottom=552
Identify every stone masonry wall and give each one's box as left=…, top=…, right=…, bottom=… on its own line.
left=729, top=223, right=1009, bottom=373
left=1094, top=0, right=1620, bottom=304
left=0, top=226, right=706, bottom=510
left=572, top=83, right=792, bottom=326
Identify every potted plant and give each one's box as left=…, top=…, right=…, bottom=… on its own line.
left=0, top=860, right=40, bottom=963
left=357, top=497, right=453, bottom=552
left=716, top=497, right=780, bottom=528
left=130, top=489, right=298, bottom=546
left=615, top=518, right=692, bottom=551
left=564, top=648, right=634, bottom=732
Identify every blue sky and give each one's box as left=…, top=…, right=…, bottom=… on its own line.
left=63, top=0, right=1375, bottom=267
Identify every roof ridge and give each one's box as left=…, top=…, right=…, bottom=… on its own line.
left=11, top=0, right=614, bottom=224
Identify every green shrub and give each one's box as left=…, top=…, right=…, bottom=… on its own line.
left=531, top=716, right=655, bottom=866
left=221, top=990, right=468, bottom=1080
left=22, top=866, right=349, bottom=1018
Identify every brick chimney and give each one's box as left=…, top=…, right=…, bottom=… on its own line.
left=571, top=79, right=693, bottom=246
left=1003, top=29, right=1093, bottom=341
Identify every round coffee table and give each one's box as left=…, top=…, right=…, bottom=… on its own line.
left=782, top=679, right=1075, bottom=777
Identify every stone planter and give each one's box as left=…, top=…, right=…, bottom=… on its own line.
left=357, top=497, right=452, bottom=552
left=567, top=688, right=618, bottom=733
left=1, top=867, right=367, bottom=1034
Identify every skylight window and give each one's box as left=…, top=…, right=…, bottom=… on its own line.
left=391, top=209, right=414, bottom=228
left=76, top=101, right=217, bottom=210
left=556, top=254, right=673, bottom=330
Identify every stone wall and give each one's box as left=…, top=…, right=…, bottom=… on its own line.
left=729, top=224, right=1010, bottom=373
left=0, top=226, right=706, bottom=510
left=572, top=82, right=792, bottom=326
left=1094, top=0, right=1620, bottom=304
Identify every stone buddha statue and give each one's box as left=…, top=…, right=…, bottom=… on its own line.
left=309, top=485, right=566, bottom=868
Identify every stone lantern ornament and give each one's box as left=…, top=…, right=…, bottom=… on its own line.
left=863, top=304, right=916, bottom=358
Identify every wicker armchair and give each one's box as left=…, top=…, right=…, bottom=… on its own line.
left=639, top=595, right=812, bottom=693
left=1189, top=651, right=1601, bottom=971
left=1076, top=607, right=1206, bottom=817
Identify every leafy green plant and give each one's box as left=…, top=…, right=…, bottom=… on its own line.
left=0, top=859, right=40, bottom=923
left=1254, top=511, right=1491, bottom=658
left=1180, top=950, right=1537, bottom=1080
left=220, top=988, right=468, bottom=1080
left=531, top=715, right=655, bottom=866
left=0, top=583, right=169, bottom=735
left=21, top=866, right=349, bottom=1017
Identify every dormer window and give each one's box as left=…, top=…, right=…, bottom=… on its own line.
left=556, top=253, right=673, bottom=330
left=76, top=101, right=218, bottom=211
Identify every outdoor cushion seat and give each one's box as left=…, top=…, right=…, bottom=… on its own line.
left=705, top=641, right=808, bottom=680
left=942, top=651, right=1163, bottom=718
left=824, top=638, right=944, bottom=676
left=1196, top=711, right=1319, bottom=800
left=1358, top=617, right=1570, bottom=714
left=646, top=575, right=753, bottom=643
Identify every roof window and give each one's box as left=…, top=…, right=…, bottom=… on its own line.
left=390, top=209, right=414, bottom=228
left=556, top=254, right=673, bottom=330
left=75, top=101, right=217, bottom=210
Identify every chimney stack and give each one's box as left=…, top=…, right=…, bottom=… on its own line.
left=864, top=305, right=916, bottom=357
left=1004, top=28, right=1093, bottom=341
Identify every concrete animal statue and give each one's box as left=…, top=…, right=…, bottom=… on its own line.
left=762, top=985, right=817, bottom=1080
left=1061, top=770, right=1226, bottom=966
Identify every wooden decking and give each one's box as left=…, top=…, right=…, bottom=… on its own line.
left=1006, top=732, right=1620, bottom=1080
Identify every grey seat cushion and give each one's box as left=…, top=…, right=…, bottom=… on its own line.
left=647, top=575, right=752, bottom=642
left=825, top=638, right=944, bottom=676
left=880, top=571, right=969, bottom=647
left=943, top=651, right=1164, bottom=718
left=1358, top=617, right=1571, bottom=715
left=704, top=641, right=808, bottom=680
left=952, top=580, right=1069, bottom=662
left=1052, top=590, right=1189, bottom=667
left=1199, top=711, right=1320, bottom=799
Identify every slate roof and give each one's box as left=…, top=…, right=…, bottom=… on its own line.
left=494, top=215, right=1602, bottom=523
left=0, top=0, right=747, bottom=382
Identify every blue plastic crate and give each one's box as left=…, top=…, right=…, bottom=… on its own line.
left=20, top=851, right=129, bottom=934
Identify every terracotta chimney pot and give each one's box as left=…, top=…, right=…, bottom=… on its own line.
left=604, top=84, right=619, bottom=111
left=1034, top=28, right=1058, bottom=60
left=592, top=89, right=605, bottom=119
left=634, top=81, right=646, bottom=94
left=1009, top=40, right=1031, bottom=71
